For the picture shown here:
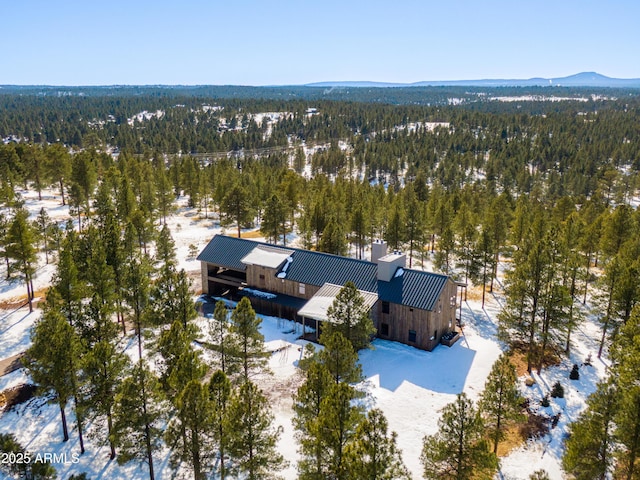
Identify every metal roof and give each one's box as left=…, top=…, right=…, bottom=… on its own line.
left=377, top=269, right=449, bottom=311
left=197, top=235, right=284, bottom=271
left=281, top=250, right=378, bottom=292
left=298, top=283, right=379, bottom=322
left=198, top=235, right=450, bottom=311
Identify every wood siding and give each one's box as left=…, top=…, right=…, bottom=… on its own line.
left=245, top=264, right=320, bottom=300
left=376, top=278, right=457, bottom=351
left=201, top=260, right=457, bottom=352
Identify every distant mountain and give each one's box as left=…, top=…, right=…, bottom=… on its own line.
left=307, top=72, right=640, bottom=88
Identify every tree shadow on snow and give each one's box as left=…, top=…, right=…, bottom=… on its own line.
left=360, top=339, right=475, bottom=394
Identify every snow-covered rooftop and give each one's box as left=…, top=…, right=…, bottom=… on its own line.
left=241, top=246, right=294, bottom=269
left=297, top=283, right=378, bottom=322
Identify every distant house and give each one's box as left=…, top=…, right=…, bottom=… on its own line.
left=198, top=235, right=459, bottom=351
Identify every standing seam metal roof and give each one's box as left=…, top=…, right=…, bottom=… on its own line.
left=376, top=269, right=449, bottom=311
left=198, top=235, right=450, bottom=311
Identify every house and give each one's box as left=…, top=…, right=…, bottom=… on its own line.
left=197, top=235, right=459, bottom=351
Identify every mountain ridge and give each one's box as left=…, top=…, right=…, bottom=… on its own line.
left=306, top=72, right=640, bottom=88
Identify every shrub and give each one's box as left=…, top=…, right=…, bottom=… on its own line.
left=530, top=470, right=550, bottom=480
left=569, top=364, right=580, bottom=380
left=550, top=381, right=564, bottom=398
left=540, top=394, right=550, bottom=407
left=519, top=411, right=550, bottom=439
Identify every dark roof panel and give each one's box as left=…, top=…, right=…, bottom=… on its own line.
left=283, top=250, right=378, bottom=292
left=197, top=235, right=272, bottom=271
left=198, top=235, right=451, bottom=311
left=377, top=269, right=449, bottom=311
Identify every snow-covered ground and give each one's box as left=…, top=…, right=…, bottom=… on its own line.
left=0, top=187, right=610, bottom=479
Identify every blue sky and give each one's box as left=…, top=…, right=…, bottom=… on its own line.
left=3, top=0, right=639, bottom=85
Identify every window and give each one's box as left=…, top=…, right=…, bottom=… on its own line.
left=380, top=323, right=389, bottom=336
left=408, top=330, right=417, bottom=343
left=259, top=274, right=265, bottom=280
left=299, top=283, right=306, bottom=295
left=382, top=301, right=390, bottom=314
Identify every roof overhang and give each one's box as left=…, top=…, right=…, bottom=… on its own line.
left=298, top=283, right=378, bottom=323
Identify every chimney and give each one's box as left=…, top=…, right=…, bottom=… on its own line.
left=371, top=239, right=388, bottom=264
left=377, top=252, right=406, bottom=282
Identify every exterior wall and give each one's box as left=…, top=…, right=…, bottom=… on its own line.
left=376, top=278, right=457, bottom=351
left=200, top=257, right=458, bottom=352
left=435, top=279, right=458, bottom=342
left=201, top=262, right=209, bottom=294
left=245, top=264, right=319, bottom=300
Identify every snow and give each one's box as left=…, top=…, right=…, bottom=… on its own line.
left=0, top=308, right=40, bottom=360
left=242, top=288, right=277, bottom=300
left=241, top=246, right=292, bottom=269
left=0, top=186, right=614, bottom=480
left=394, top=267, right=404, bottom=278
left=126, top=110, right=164, bottom=126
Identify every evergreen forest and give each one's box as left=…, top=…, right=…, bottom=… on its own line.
left=1, top=85, right=640, bottom=479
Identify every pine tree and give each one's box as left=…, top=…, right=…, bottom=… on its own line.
left=36, top=207, right=51, bottom=264
left=479, top=354, right=522, bottom=453
left=167, top=347, right=208, bottom=400
left=228, top=297, right=268, bottom=382
left=80, top=226, right=118, bottom=345
left=123, top=255, right=152, bottom=361
left=421, top=393, right=498, bottom=480
left=166, top=380, right=215, bottom=480
left=484, top=194, right=511, bottom=292
left=343, top=408, right=411, bottom=480
left=156, top=320, right=200, bottom=392
left=474, top=225, right=495, bottom=307
left=318, top=330, right=363, bottom=385
left=23, top=146, right=48, bottom=201
left=404, top=186, right=424, bottom=268
left=25, top=307, right=82, bottom=444
left=563, top=380, right=617, bottom=480
left=155, top=160, right=174, bottom=224
left=112, top=364, right=166, bottom=480
left=261, top=193, right=287, bottom=245
left=154, top=224, right=177, bottom=275
left=453, top=203, right=479, bottom=289
left=45, top=143, right=72, bottom=205
left=324, top=281, right=376, bottom=351
left=209, top=371, right=232, bottom=480
left=221, top=183, right=254, bottom=237
left=82, top=338, right=129, bottom=459
left=311, top=381, right=364, bottom=479
left=611, top=305, right=640, bottom=480
left=293, top=360, right=334, bottom=478
left=0, top=213, right=10, bottom=280
left=5, top=206, right=37, bottom=311
left=225, top=381, right=287, bottom=480
left=384, top=195, right=405, bottom=251
left=70, top=151, right=97, bottom=222
left=318, top=218, right=347, bottom=256
left=208, top=300, right=233, bottom=375
left=49, top=229, right=85, bottom=328
left=350, top=201, right=368, bottom=260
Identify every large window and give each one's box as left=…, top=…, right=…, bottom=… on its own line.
left=380, top=323, right=389, bottom=336
left=299, top=283, right=306, bottom=295
left=382, top=301, right=390, bottom=314
left=408, top=330, right=417, bottom=343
